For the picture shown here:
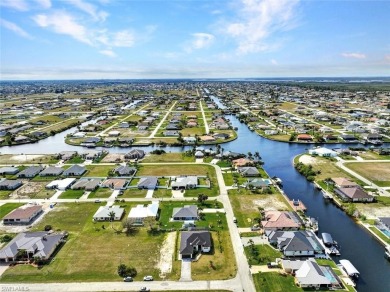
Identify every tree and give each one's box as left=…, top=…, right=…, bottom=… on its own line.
left=125, top=266, right=137, bottom=277
left=197, top=193, right=208, bottom=205
left=122, top=219, right=138, bottom=236
left=117, top=264, right=127, bottom=277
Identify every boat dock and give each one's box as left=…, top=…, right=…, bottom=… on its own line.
left=289, top=199, right=307, bottom=212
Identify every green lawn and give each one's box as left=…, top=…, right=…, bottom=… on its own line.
left=85, top=165, right=111, bottom=177
left=88, top=188, right=113, bottom=198
left=67, top=156, right=85, bottom=164
left=142, top=153, right=195, bottom=163
left=59, top=189, right=85, bottom=199
left=0, top=190, right=13, bottom=200
left=369, top=226, right=390, bottom=244
left=0, top=203, right=24, bottom=219
left=120, top=188, right=147, bottom=198
left=244, top=244, right=282, bottom=265
left=0, top=202, right=173, bottom=282
left=253, top=272, right=302, bottom=292
left=153, top=188, right=172, bottom=198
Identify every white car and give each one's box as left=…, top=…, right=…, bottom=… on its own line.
left=143, top=275, right=153, bottom=281
left=139, top=287, right=150, bottom=292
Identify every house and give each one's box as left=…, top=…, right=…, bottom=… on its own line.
left=0, top=167, right=19, bottom=175
left=2, top=205, right=43, bottom=225
left=261, top=211, right=301, bottom=231
left=82, top=150, right=104, bottom=160
left=330, top=178, right=358, bottom=188
left=40, top=166, right=63, bottom=176
left=59, top=151, right=77, bottom=160
left=294, top=259, right=342, bottom=289
left=180, top=231, right=211, bottom=259
left=0, top=179, right=22, bottom=190
left=164, top=131, right=180, bottom=137
left=244, top=178, right=271, bottom=189
left=102, top=178, right=128, bottom=190
left=194, top=151, right=204, bottom=158
left=297, top=134, right=313, bottom=141
left=124, top=149, right=145, bottom=160
left=127, top=201, right=159, bottom=225
left=108, top=130, right=120, bottom=137
left=183, top=137, right=197, bottom=144
left=377, top=217, right=390, bottom=231
left=267, top=230, right=325, bottom=257
left=46, top=178, right=76, bottom=190
left=137, top=177, right=158, bottom=189
left=71, top=179, right=101, bottom=191
left=172, top=205, right=198, bottom=221
left=213, top=133, right=230, bottom=140
left=335, top=187, right=374, bottom=202
left=232, top=158, right=254, bottom=168
left=63, top=165, right=86, bottom=176
left=93, top=205, right=124, bottom=221
left=0, top=231, right=66, bottom=262
left=17, top=166, right=44, bottom=178
left=237, top=167, right=259, bottom=177
left=341, top=134, right=358, bottom=142
left=171, top=176, right=198, bottom=190
left=308, top=147, right=338, bottom=157
left=114, top=165, right=136, bottom=176
left=199, top=135, right=216, bottom=142
left=166, top=124, right=181, bottom=130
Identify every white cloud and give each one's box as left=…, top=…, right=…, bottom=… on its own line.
left=271, top=59, right=278, bottom=65
left=67, top=0, right=108, bottom=22
left=225, top=0, right=300, bottom=54
left=0, top=0, right=29, bottom=11
left=34, top=0, right=51, bottom=9
left=32, top=11, right=93, bottom=45
left=111, top=30, right=135, bottom=47
left=185, top=33, right=215, bottom=52
left=0, top=18, right=33, bottom=39
left=99, top=50, right=116, bottom=57
left=342, top=52, right=366, bottom=59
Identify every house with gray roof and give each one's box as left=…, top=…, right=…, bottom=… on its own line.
left=137, top=176, right=158, bottom=190
left=267, top=230, right=325, bottom=257
left=17, top=165, right=44, bottom=178
left=237, top=167, right=260, bottom=177
left=40, top=166, right=63, bottom=176
left=114, top=165, right=136, bottom=176
left=58, top=151, right=77, bottom=160
left=63, top=165, right=86, bottom=176
left=124, top=149, right=145, bottom=160
left=0, top=167, right=19, bottom=175
left=0, top=179, right=22, bottom=190
left=172, top=205, right=198, bottom=221
left=335, top=187, right=373, bottom=202
left=71, top=179, right=101, bottom=191
left=244, top=178, right=271, bottom=189
left=0, top=231, right=66, bottom=262
left=180, top=231, right=211, bottom=259
left=171, top=176, right=198, bottom=190
left=93, top=205, right=124, bottom=221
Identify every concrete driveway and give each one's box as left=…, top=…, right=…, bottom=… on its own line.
left=145, top=189, right=154, bottom=199
left=180, top=259, right=192, bottom=282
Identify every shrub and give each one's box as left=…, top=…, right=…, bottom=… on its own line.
left=44, top=225, right=52, bottom=231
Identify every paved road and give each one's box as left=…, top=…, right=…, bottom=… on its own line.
left=199, top=100, right=209, bottom=134
left=148, top=101, right=177, bottom=138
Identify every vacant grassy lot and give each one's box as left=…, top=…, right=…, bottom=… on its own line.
left=0, top=154, right=58, bottom=164
left=120, top=188, right=147, bottom=198
left=345, top=162, right=390, bottom=187
left=0, top=190, right=13, bottom=200
left=0, top=202, right=169, bottom=283
left=0, top=203, right=24, bottom=219
left=358, top=151, right=390, bottom=160
left=142, top=153, right=195, bottom=163
left=59, top=189, right=85, bottom=199
left=191, top=231, right=236, bottom=280
left=229, top=189, right=290, bottom=228
left=88, top=188, right=113, bottom=198
left=253, top=272, right=302, bottom=292
left=244, top=244, right=282, bottom=265
left=85, top=165, right=110, bottom=177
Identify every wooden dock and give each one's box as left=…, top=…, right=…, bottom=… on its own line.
left=289, top=199, right=307, bottom=212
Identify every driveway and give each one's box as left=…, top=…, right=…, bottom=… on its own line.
left=145, top=189, right=154, bottom=199
left=180, top=259, right=192, bottom=282
left=0, top=263, right=9, bottom=277
left=171, top=190, right=184, bottom=198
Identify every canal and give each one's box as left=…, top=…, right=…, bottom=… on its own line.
left=1, top=98, right=390, bottom=291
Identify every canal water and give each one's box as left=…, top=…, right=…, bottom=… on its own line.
left=1, top=100, right=390, bottom=291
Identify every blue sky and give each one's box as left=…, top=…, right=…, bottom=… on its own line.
left=0, top=0, right=389, bottom=80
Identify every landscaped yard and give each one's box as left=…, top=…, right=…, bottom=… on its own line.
left=253, top=272, right=302, bottom=292
left=0, top=203, right=24, bottom=219
left=344, top=162, right=390, bottom=187
left=0, top=202, right=177, bottom=282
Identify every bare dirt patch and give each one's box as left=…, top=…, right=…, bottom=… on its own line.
left=356, top=204, right=390, bottom=219
left=101, top=153, right=124, bottom=163
left=299, top=154, right=323, bottom=165
left=156, top=232, right=176, bottom=276
left=11, top=182, right=54, bottom=199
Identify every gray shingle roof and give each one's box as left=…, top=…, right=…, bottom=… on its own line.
left=180, top=231, right=211, bottom=255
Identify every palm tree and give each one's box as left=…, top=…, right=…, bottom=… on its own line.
left=108, top=211, right=116, bottom=229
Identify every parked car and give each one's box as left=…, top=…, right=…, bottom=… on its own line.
left=123, top=276, right=133, bottom=282
left=233, top=217, right=237, bottom=223
left=143, top=275, right=153, bottom=281
left=139, top=287, right=150, bottom=292
left=267, top=262, right=278, bottom=268
left=94, top=199, right=101, bottom=203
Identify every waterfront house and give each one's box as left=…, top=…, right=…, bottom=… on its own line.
left=261, top=211, right=301, bottom=231
left=180, top=231, right=211, bottom=259
left=237, top=167, right=260, bottom=177
left=297, top=134, right=313, bottom=142
left=124, top=149, right=145, bottom=160
left=2, top=205, right=43, bottom=225
left=334, top=187, right=374, bottom=202
left=330, top=178, right=358, bottom=188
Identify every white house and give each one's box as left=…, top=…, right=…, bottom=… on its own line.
left=127, top=202, right=159, bottom=225
left=93, top=205, right=124, bottom=221
left=308, top=147, right=338, bottom=157
left=46, top=178, right=76, bottom=190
